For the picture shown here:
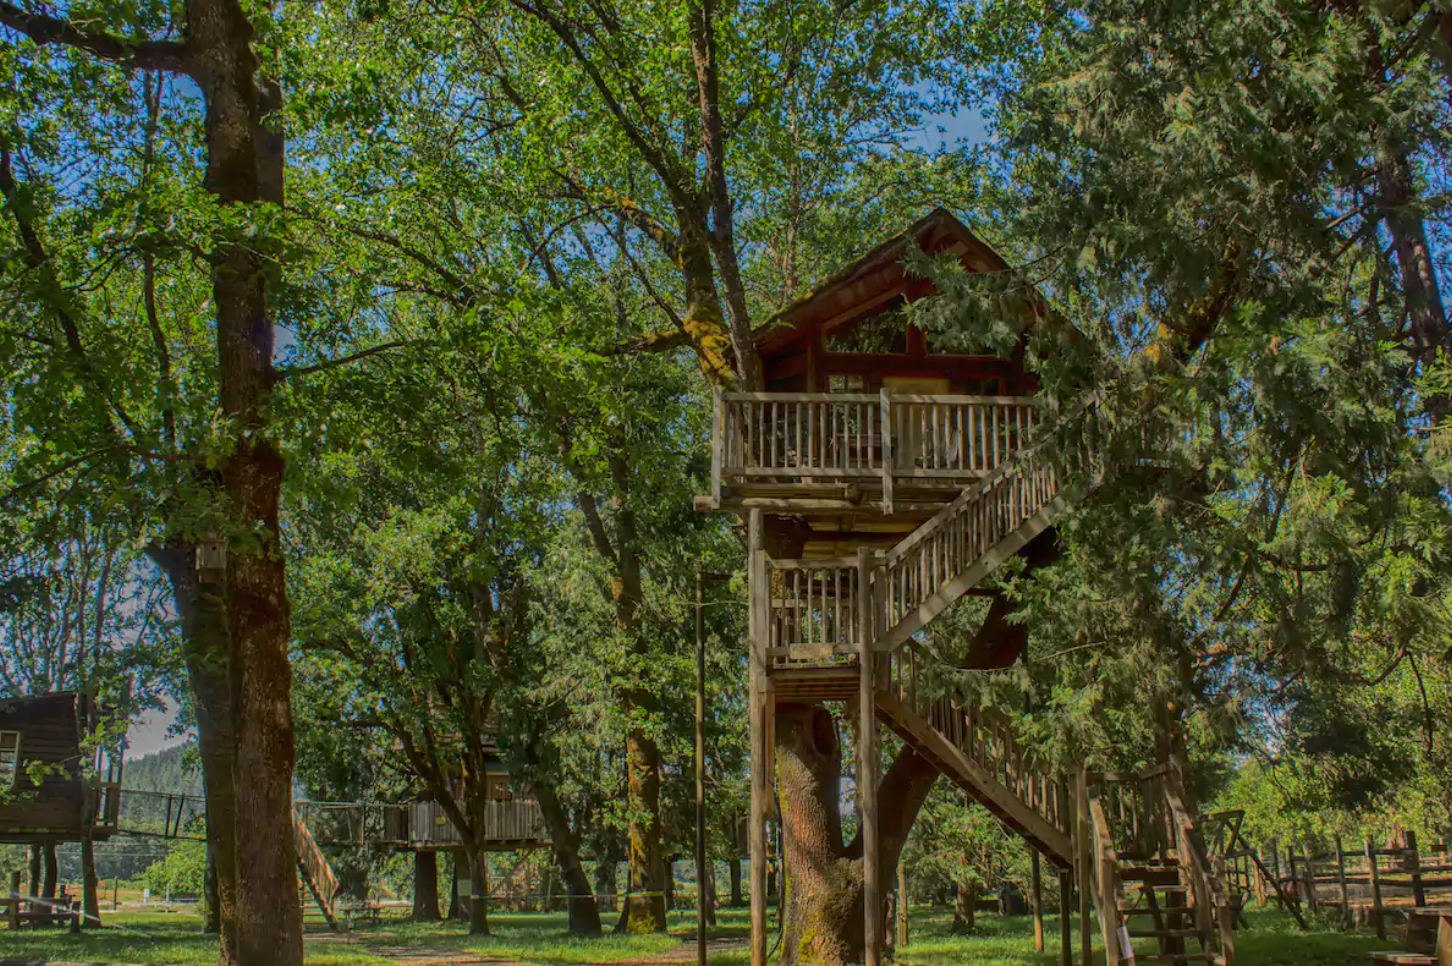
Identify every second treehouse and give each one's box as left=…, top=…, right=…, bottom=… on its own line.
left=699, top=209, right=1235, bottom=966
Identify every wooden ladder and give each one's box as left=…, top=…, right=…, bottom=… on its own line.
left=1088, top=766, right=1236, bottom=966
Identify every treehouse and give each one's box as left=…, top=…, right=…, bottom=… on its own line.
left=391, top=756, right=551, bottom=852
left=706, top=211, right=1236, bottom=966
left=0, top=692, right=121, bottom=844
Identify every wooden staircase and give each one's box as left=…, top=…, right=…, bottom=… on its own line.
left=747, top=399, right=1234, bottom=966
left=293, top=806, right=341, bottom=931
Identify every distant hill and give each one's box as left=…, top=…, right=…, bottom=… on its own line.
left=123, top=743, right=202, bottom=796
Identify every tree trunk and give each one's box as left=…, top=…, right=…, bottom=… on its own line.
left=620, top=722, right=667, bottom=933
left=185, top=0, right=298, bottom=958
left=952, top=880, right=978, bottom=935
left=205, top=846, right=221, bottom=933
left=595, top=855, right=618, bottom=914
left=80, top=833, right=100, bottom=926
left=467, top=850, right=489, bottom=935
left=150, top=542, right=238, bottom=964
left=774, top=703, right=938, bottom=966
left=534, top=781, right=602, bottom=935
left=729, top=857, right=743, bottom=908
left=42, top=843, right=57, bottom=924
left=412, top=850, right=440, bottom=922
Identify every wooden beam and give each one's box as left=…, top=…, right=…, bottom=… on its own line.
left=859, top=547, right=882, bottom=966
left=748, top=511, right=769, bottom=966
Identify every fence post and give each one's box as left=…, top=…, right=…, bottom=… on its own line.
left=1334, top=834, right=1350, bottom=927
left=1407, top=830, right=1426, bottom=908
left=1304, top=848, right=1320, bottom=914
left=1366, top=838, right=1385, bottom=940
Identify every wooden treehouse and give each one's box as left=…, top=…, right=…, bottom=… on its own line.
left=0, top=692, right=121, bottom=845
left=702, top=210, right=1236, bottom=966
left=288, top=747, right=549, bottom=929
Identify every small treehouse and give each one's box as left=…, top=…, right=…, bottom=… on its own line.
left=702, top=210, right=1236, bottom=966
left=0, top=692, right=121, bottom=845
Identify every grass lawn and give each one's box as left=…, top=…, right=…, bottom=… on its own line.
left=0, top=902, right=1392, bottom=965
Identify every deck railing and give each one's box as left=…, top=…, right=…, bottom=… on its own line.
left=406, top=799, right=549, bottom=847
left=712, top=390, right=1040, bottom=511
left=765, top=557, right=867, bottom=667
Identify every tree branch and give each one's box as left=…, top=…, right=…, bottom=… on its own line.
left=0, top=2, right=190, bottom=74
left=277, top=339, right=432, bottom=378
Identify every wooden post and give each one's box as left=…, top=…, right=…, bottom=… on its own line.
left=695, top=564, right=708, bottom=966
left=1269, top=842, right=1282, bottom=910
left=1059, top=871, right=1073, bottom=966
left=880, top=389, right=894, bottom=514
left=7, top=872, right=18, bottom=930
left=1407, top=830, right=1427, bottom=908
left=895, top=857, right=909, bottom=950
left=1304, top=847, right=1319, bottom=913
left=747, top=510, right=769, bottom=966
left=710, top=386, right=723, bottom=507
left=1366, top=838, right=1385, bottom=940
left=1076, top=766, right=1092, bottom=966
left=1287, top=846, right=1299, bottom=906
left=1033, top=851, right=1046, bottom=954
left=858, top=547, right=882, bottom=966
left=1334, top=834, right=1350, bottom=926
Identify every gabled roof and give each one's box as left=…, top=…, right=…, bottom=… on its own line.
left=755, top=207, right=1035, bottom=359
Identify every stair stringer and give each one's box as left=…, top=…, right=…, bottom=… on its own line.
left=873, top=689, right=1074, bottom=869
left=293, top=807, right=341, bottom=930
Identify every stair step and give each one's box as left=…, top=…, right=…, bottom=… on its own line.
left=1127, top=927, right=1203, bottom=939
left=1120, top=866, right=1184, bottom=885
left=1134, top=955, right=1215, bottom=964
left=1119, top=904, right=1194, bottom=916
left=1370, top=955, right=1435, bottom=966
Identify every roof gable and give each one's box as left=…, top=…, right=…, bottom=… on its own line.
left=755, top=208, right=1023, bottom=359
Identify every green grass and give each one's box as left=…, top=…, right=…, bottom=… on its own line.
left=0, top=902, right=1392, bottom=965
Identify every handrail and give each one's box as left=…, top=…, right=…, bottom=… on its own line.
left=1164, top=763, right=1234, bottom=965
left=1088, top=786, right=1124, bottom=966
left=292, top=807, right=341, bottom=922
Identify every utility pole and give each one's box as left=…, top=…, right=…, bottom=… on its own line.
left=696, top=563, right=708, bottom=966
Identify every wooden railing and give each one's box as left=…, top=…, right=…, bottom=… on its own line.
left=407, top=799, right=549, bottom=847
left=765, top=556, right=866, bottom=667
left=712, top=390, right=1040, bottom=510
left=292, top=807, right=341, bottom=924
left=885, top=646, right=1069, bottom=834
left=1087, top=785, right=1126, bottom=966
left=879, top=452, right=1061, bottom=647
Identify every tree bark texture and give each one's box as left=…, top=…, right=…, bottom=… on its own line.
left=534, top=781, right=603, bottom=935
left=151, top=541, right=239, bottom=963
left=774, top=703, right=938, bottom=966
left=412, top=850, right=440, bottom=922
left=468, top=850, right=490, bottom=936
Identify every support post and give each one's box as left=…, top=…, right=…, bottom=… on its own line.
left=1269, top=842, right=1282, bottom=910
left=1366, top=838, right=1385, bottom=940
left=1076, top=766, right=1091, bottom=966
left=1304, top=847, right=1319, bottom=913
left=1059, top=871, right=1072, bottom=966
left=7, top=871, right=17, bottom=930
left=895, top=857, right=909, bottom=950
left=858, top=547, right=882, bottom=966
left=695, top=564, right=708, bottom=966
left=711, top=386, right=723, bottom=508
left=748, top=510, right=769, bottom=966
left=879, top=389, right=894, bottom=514
left=1334, top=834, right=1349, bottom=927
left=1033, top=851, right=1046, bottom=954
left=1407, top=831, right=1427, bottom=908
left=1287, top=847, right=1299, bottom=905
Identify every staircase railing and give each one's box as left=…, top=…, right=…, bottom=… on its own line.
left=1165, top=763, right=1235, bottom=965
left=1087, top=782, right=1126, bottom=966
left=884, top=645, right=1070, bottom=835
left=765, top=556, right=866, bottom=667
left=292, top=807, right=340, bottom=928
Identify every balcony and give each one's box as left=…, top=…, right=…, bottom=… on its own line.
left=703, top=390, right=1040, bottom=516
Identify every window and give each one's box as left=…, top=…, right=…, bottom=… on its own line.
left=0, top=732, right=19, bottom=788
